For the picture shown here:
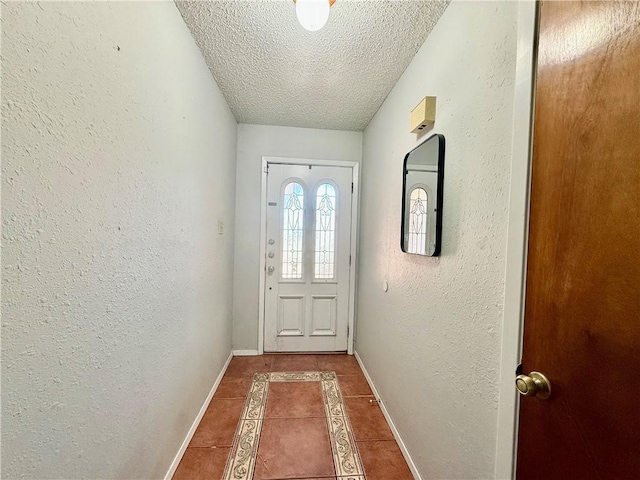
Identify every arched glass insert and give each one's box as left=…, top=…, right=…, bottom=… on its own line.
left=408, top=187, right=428, bottom=255
left=315, top=183, right=337, bottom=279
left=282, top=182, right=304, bottom=279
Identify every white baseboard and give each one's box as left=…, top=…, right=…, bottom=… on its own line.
left=164, top=351, right=233, bottom=480
left=232, top=349, right=259, bottom=356
left=354, top=351, right=423, bottom=480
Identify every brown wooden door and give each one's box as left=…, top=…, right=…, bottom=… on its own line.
left=517, top=1, right=640, bottom=479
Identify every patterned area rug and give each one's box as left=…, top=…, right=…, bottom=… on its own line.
left=223, top=371, right=364, bottom=480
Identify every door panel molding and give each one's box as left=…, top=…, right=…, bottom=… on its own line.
left=258, top=156, right=360, bottom=355
left=310, top=295, right=337, bottom=337
left=277, top=295, right=305, bottom=337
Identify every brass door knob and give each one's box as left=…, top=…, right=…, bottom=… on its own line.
left=515, top=371, right=551, bottom=399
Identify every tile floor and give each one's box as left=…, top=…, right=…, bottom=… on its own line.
left=174, top=354, right=413, bottom=480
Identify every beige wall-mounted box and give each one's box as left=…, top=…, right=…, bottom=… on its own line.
left=410, top=96, right=436, bottom=133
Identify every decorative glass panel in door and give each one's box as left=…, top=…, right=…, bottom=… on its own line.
left=315, top=183, right=337, bottom=280
left=281, top=182, right=304, bottom=279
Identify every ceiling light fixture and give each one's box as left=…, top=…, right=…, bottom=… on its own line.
left=294, top=0, right=335, bottom=32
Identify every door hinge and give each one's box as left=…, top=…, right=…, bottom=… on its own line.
left=351, top=182, right=354, bottom=193
left=349, top=255, right=352, bottom=267
left=264, top=165, right=269, bottom=174
left=347, top=324, right=350, bottom=338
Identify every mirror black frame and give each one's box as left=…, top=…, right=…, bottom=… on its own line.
left=400, top=133, right=446, bottom=256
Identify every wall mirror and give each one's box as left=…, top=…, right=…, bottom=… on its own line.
left=401, top=133, right=445, bottom=256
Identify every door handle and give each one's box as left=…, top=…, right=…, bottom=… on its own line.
left=516, top=371, right=551, bottom=399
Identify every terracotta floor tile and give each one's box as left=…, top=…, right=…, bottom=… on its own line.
left=271, top=354, right=320, bottom=372
left=225, top=355, right=273, bottom=378
left=315, top=354, right=362, bottom=375
left=214, top=375, right=251, bottom=399
left=266, top=382, right=324, bottom=418
left=178, top=357, right=412, bottom=480
left=173, top=447, right=230, bottom=480
left=254, top=417, right=335, bottom=480
left=337, top=374, right=373, bottom=397
left=357, top=441, right=413, bottom=480
left=344, top=397, right=394, bottom=442
left=189, top=398, right=244, bottom=447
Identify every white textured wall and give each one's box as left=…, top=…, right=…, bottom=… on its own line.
left=356, top=2, right=517, bottom=478
left=1, top=2, right=237, bottom=479
left=232, top=124, right=362, bottom=350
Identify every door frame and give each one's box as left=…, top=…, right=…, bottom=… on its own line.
left=494, top=1, right=538, bottom=478
left=257, top=156, right=360, bottom=355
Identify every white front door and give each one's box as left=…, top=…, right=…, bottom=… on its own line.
left=264, top=163, right=353, bottom=352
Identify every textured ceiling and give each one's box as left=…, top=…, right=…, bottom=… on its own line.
left=175, top=0, right=449, bottom=131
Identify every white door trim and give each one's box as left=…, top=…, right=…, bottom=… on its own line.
left=494, top=1, right=538, bottom=478
left=258, top=156, right=360, bottom=355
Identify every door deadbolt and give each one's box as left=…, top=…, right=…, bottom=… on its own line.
left=515, top=371, right=551, bottom=399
